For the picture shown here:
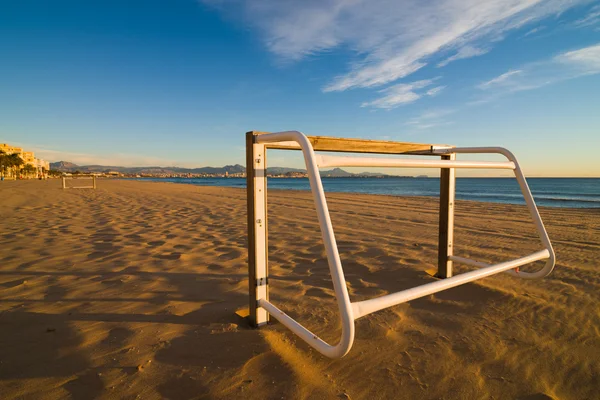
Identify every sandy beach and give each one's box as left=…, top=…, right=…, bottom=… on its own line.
left=0, top=179, right=598, bottom=400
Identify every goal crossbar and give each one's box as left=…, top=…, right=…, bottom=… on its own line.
left=315, top=154, right=516, bottom=170
left=246, top=130, right=555, bottom=359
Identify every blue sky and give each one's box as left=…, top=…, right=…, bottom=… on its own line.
left=1, top=0, right=599, bottom=176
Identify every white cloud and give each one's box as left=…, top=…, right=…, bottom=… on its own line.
left=437, top=46, right=489, bottom=67
left=476, top=43, right=600, bottom=95
left=522, top=25, right=546, bottom=36
left=203, top=0, right=593, bottom=93
left=426, top=86, right=446, bottom=96
left=361, top=78, right=443, bottom=109
left=406, top=108, right=456, bottom=129
left=411, top=109, right=456, bottom=121
left=573, top=5, right=600, bottom=27
left=555, top=43, right=600, bottom=71
left=325, top=60, right=426, bottom=92
left=478, top=69, right=524, bottom=89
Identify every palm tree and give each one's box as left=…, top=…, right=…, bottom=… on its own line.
left=7, top=153, right=24, bottom=178
left=0, top=149, right=6, bottom=179
left=22, top=164, right=37, bottom=179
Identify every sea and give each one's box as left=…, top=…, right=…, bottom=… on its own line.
left=137, top=177, right=600, bottom=209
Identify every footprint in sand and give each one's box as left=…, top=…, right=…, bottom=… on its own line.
left=154, top=252, right=182, bottom=260
left=217, top=249, right=243, bottom=261
left=305, top=287, right=334, bottom=298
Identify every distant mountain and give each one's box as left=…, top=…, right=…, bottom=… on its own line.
left=357, top=172, right=389, bottom=177
left=321, top=168, right=354, bottom=177
left=49, top=162, right=246, bottom=175
left=269, top=167, right=395, bottom=177
left=267, top=167, right=305, bottom=175
left=189, top=164, right=245, bottom=174
left=49, top=161, right=412, bottom=178
left=50, top=161, right=79, bottom=171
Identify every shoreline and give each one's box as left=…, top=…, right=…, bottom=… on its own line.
left=123, top=177, right=600, bottom=210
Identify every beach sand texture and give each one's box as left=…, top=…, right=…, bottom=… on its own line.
left=0, top=179, right=598, bottom=400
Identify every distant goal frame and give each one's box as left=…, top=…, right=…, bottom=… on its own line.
left=246, top=130, right=555, bottom=358
left=62, top=175, right=97, bottom=189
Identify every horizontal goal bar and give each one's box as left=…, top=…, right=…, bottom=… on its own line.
left=316, top=155, right=515, bottom=169
left=253, top=131, right=450, bottom=155
left=351, top=249, right=550, bottom=319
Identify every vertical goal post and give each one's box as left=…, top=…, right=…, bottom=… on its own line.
left=438, top=153, right=456, bottom=279
left=245, top=130, right=555, bottom=358
left=246, top=133, right=270, bottom=326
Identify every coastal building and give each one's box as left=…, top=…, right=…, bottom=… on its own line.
left=0, top=142, right=50, bottom=178
left=22, top=151, right=35, bottom=165
left=0, top=143, right=23, bottom=156
left=35, top=158, right=50, bottom=172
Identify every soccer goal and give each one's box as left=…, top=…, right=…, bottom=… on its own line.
left=246, top=130, right=555, bottom=358
left=62, top=175, right=97, bottom=189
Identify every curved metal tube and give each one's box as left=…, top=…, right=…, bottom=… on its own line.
left=255, top=130, right=355, bottom=359
left=434, top=147, right=556, bottom=279
left=351, top=249, right=550, bottom=319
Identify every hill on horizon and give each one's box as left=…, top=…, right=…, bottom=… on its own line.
left=49, top=161, right=246, bottom=175
left=49, top=162, right=405, bottom=177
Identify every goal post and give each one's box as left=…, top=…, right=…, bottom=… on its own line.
left=246, top=130, right=555, bottom=358
left=438, top=153, right=456, bottom=278
left=62, top=175, right=97, bottom=189
left=246, top=132, right=269, bottom=327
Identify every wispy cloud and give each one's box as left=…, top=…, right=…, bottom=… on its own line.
left=477, top=43, right=600, bottom=95
left=406, top=108, right=456, bottom=129
left=204, top=0, right=593, bottom=94
left=426, top=86, right=446, bottom=96
left=573, top=4, right=600, bottom=27
left=555, top=43, right=600, bottom=70
left=478, top=69, right=524, bottom=89
left=522, top=25, right=546, bottom=37
left=361, top=78, right=442, bottom=109
left=437, top=46, right=489, bottom=67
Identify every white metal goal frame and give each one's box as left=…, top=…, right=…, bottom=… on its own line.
left=246, top=130, right=555, bottom=359
left=62, top=175, right=97, bottom=189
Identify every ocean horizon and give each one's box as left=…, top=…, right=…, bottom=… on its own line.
left=134, top=177, right=600, bottom=209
